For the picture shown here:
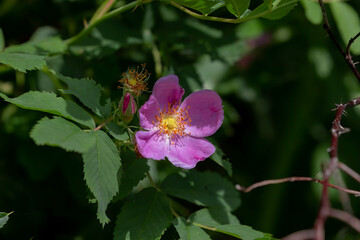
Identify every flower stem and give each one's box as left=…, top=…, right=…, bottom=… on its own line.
left=94, top=116, right=113, bottom=131
left=146, top=171, right=160, bottom=191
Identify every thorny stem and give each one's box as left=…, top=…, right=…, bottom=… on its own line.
left=66, top=0, right=153, bottom=45
left=318, top=0, right=360, bottom=82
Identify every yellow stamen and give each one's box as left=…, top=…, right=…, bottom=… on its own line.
left=154, top=102, right=191, bottom=145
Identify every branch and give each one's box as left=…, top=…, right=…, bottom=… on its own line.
left=94, top=116, right=113, bottom=131
left=282, top=229, right=315, bottom=240
left=329, top=208, right=360, bottom=232
left=346, top=32, right=360, bottom=58
left=66, top=0, right=153, bottom=45
left=338, top=161, right=360, bottom=184
left=318, top=0, right=360, bottom=82
left=167, top=1, right=271, bottom=24
left=237, top=176, right=360, bottom=196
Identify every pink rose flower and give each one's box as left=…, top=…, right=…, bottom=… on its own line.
left=135, top=75, right=224, bottom=169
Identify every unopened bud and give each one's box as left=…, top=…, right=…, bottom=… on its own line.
left=119, top=92, right=137, bottom=123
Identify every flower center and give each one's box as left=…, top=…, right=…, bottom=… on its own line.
left=154, top=102, right=191, bottom=144
left=162, top=116, right=178, bottom=130
left=128, top=78, right=138, bottom=87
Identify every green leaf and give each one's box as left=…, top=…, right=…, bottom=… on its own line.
left=0, top=52, right=46, bottom=72
left=83, top=130, right=121, bottom=226
left=243, top=0, right=297, bottom=21
left=5, top=37, right=66, bottom=55
left=210, top=141, right=233, bottom=176
left=30, top=117, right=96, bottom=153
left=106, top=122, right=129, bottom=141
left=173, top=217, right=211, bottom=240
left=161, top=170, right=240, bottom=211
left=263, top=0, right=298, bottom=20
left=114, top=188, right=173, bottom=240
left=172, top=0, right=225, bottom=15
left=115, top=151, right=149, bottom=200
left=215, top=224, right=276, bottom=240
left=225, top=0, right=250, bottom=18
left=0, top=91, right=95, bottom=128
left=0, top=28, right=4, bottom=51
left=189, top=208, right=241, bottom=227
left=0, top=212, right=10, bottom=229
left=57, top=74, right=111, bottom=118
left=300, top=0, right=322, bottom=25
left=330, top=1, right=360, bottom=55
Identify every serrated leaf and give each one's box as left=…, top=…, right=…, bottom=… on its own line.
left=264, top=0, right=298, bottom=20
left=0, top=91, right=95, bottom=128
left=30, top=117, right=96, bottom=153
left=0, top=52, right=46, bottom=72
left=58, top=74, right=111, bottom=118
left=172, top=0, right=225, bottom=15
left=300, top=0, right=322, bottom=25
left=173, top=217, right=211, bottom=240
left=106, top=122, right=129, bottom=141
left=113, top=188, right=173, bottom=240
left=215, top=224, right=276, bottom=240
left=189, top=208, right=240, bottom=227
left=161, top=170, right=240, bottom=211
left=83, top=130, right=121, bottom=226
left=225, top=0, right=250, bottom=18
left=0, top=212, right=9, bottom=229
left=330, top=1, right=360, bottom=55
left=115, top=151, right=149, bottom=200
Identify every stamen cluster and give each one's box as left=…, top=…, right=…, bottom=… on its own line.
left=118, top=63, right=150, bottom=96
left=153, top=102, right=192, bottom=144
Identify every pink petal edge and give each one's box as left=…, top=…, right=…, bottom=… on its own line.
left=152, top=75, right=185, bottom=108
left=181, top=89, right=224, bottom=137
left=135, top=130, right=168, bottom=160
left=166, top=136, right=215, bottom=169
left=138, top=95, right=160, bottom=130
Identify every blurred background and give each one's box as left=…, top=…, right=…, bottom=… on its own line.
left=1, top=0, right=360, bottom=239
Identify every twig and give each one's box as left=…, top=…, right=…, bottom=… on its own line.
left=338, top=161, right=360, bottom=184
left=318, top=0, right=360, bottom=82
left=346, top=32, right=360, bottom=58
left=94, top=116, right=113, bottom=131
left=329, top=208, right=360, bottom=232
left=237, top=176, right=360, bottom=196
left=282, top=229, right=315, bottom=240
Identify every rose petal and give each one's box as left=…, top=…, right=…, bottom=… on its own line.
left=181, top=90, right=224, bottom=137
left=152, top=75, right=185, bottom=108
left=138, top=95, right=160, bottom=130
left=166, top=136, right=215, bottom=169
left=135, top=130, right=168, bottom=160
